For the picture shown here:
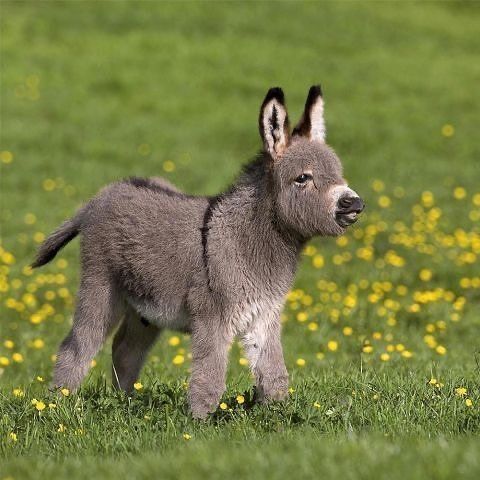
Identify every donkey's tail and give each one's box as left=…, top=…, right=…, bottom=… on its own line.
left=31, top=206, right=86, bottom=268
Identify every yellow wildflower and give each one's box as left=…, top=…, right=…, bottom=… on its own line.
left=327, top=340, right=338, bottom=352
left=168, top=336, right=180, bottom=346
left=172, top=354, right=185, bottom=365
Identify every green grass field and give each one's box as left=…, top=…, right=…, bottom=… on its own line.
left=1, top=1, right=480, bottom=478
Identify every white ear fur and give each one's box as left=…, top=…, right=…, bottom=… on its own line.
left=259, top=87, right=290, bottom=159
left=262, top=100, right=288, bottom=157
left=292, top=85, right=326, bottom=143
left=309, top=96, right=326, bottom=142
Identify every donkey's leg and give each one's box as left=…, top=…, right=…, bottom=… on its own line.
left=112, top=309, right=162, bottom=391
left=242, top=313, right=289, bottom=402
left=52, top=278, right=122, bottom=390
left=188, top=317, right=233, bottom=419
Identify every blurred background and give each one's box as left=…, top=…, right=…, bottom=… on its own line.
left=1, top=1, right=480, bottom=466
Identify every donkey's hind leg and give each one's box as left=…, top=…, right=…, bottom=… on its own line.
left=52, top=277, right=123, bottom=390
left=112, top=308, right=162, bottom=392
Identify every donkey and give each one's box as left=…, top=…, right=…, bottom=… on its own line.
left=32, top=85, right=364, bottom=419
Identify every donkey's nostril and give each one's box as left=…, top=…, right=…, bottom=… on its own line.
left=338, top=196, right=354, bottom=209
left=338, top=195, right=364, bottom=214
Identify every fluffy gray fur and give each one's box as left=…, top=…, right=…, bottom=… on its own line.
left=33, top=86, right=364, bottom=419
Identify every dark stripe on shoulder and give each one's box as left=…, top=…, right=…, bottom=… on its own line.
left=200, top=195, right=222, bottom=292
left=124, top=176, right=192, bottom=199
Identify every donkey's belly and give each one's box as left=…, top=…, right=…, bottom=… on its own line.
left=127, top=297, right=191, bottom=331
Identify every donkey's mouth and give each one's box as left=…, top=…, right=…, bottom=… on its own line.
left=335, top=211, right=359, bottom=227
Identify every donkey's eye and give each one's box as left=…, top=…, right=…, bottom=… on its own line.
left=294, top=173, right=313, bottom=185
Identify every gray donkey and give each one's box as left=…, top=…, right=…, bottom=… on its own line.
left=33, top=86, right=364, bottom=418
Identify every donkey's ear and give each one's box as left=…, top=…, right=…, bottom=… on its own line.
left=259, top=87, right=290, bottom=159
left=292, top=85, right=325, bottom=142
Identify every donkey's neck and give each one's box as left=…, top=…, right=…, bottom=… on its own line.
left=209, top=156, right=306, bottom=286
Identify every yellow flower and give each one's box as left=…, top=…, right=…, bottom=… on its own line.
left=453, top=187, right=466, bottom=200
left=327, top=340, right=338, bottom=352
left=42, top=178, right=56, bottom=191
left=172, top=354, right=185, bottom=365
left=371, top=179, right=385, bottom=192
left=401, top=350, right=413, bottom=359
left=312, top=254, right=324, bottom=269
left=13, top=388, right=24, bottom=397
left=4, top=339, right=14, bottom=349
left=296, top=311, right=308, bottom=322
left=380, top=353, right=390, bottom=362
left=296, top=358, right=306, bottom=367
left=362, top=345, right=373, bottom=354
left=307, top=322, right=318, bottom=331
left=219, top=402, right=228, bottom=410
left=33, top=232, right=45, bottom=243
left=313, top=401, right=321, bottom=408
left=0, top=356, right=10, bottom=366
left=342, top=326, right=353, bottom=336
left=419, top=269, right=432, bottom=282
left=168, top=336, right=180, bottom=346
left=35, top=401, right=46, bottom=411
left=455, top=387, right=467, bottom=397
left=24, top=213, right=37, bottom=225
left=36, top=376, right=44, bottom=382
left=61, top=388, right=70, bottom=397
left=162, top=160, right=175, bottom=172
left=239, top=357, right=248, bottom=366
left=316, top=352, right=325, bottom=360
left=57, top=258, right=68, bottom=268
left=0, top=150, right=13, bottom=163
left=465, top=399, right=473, bottom=407
left=12, top=353, right=24, bottom=363
left=58, top=424, right=67, bottom=433
left=441, top=124, right=454, bottom=137
left=436, top=345, right=447, bottom=355
left=236, top=395, right=245, bottom=404
left=183, top=433, right=191, bottom=440
left=378, top=195, right=391, bottom=208
left=2, top=251, right=15, bottom=264
left=133, top=382, right=143, bottom=391
left=9, top=432, right=17, bottom=442
left=32, top=338, right=45, bottom=349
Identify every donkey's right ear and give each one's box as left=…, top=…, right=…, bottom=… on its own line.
left=292, top=85, right=325, bottom=143
left=258, top=87, right=290, bottom=160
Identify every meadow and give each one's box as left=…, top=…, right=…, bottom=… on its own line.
left=1, top=1, right=480, bottom=478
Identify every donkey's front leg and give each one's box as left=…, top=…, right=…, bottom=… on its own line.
left=242, top=313, right=289, bottom=403
left=188, top=317, right=233, bottom=419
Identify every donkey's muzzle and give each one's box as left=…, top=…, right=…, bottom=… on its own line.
left=336, top=195, right=365, bottom=227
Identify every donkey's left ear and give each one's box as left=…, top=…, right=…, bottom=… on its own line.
left=292, top=85, right=326, bottom=143
left=259, top=87, right=290, bottom=160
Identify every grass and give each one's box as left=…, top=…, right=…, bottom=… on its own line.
left=1, top=1, right=480, bottom=478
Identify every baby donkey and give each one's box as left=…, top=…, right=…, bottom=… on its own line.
left=33, top=85, right=365, bottom=418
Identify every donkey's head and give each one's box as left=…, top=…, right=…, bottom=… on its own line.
left=259, top=85, right=364, bottom=238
